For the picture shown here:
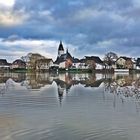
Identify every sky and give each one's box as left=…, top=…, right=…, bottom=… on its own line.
left=0, top=0, right=140, bottom=62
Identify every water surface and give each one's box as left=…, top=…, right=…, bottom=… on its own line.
left=0, top=72, right=140, bottom=140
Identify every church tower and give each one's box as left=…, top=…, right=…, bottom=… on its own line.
left=58, top=41, right=64, bottom=57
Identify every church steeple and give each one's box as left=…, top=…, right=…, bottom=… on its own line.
left=58, top=41, right=64, bottom=51
left=58, top=41, right=64, bottom=57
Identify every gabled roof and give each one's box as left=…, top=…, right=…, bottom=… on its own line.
left=0, top=59, right=9, bottom=66
left=85, top=56, right=103, bottom=64
left=72, top=58, right=80, bottom=63
left=54, top=57, right=65, bottom=64
left=79, top=58, right=86, bottom=63
left=54, top=50, right=73, bottom=64
left=12, top=59, right=26, bottom=65
left=118, top=56, right=132, bottom=61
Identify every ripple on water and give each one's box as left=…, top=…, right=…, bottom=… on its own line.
left=0, top=95, right=58, bottom=109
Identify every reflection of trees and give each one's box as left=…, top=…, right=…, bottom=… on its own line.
left=25, top=73, right=53, bottom=90
left=104, top=74, right=119, bottom=94
left=2, top=72, right=140, bottom=110
left=104, top=74, right=140, bottom=100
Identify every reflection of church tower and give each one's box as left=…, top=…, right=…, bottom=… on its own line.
left=58, top=41, right=64, bottom=57
left=57, top=84, right=65, bottom=106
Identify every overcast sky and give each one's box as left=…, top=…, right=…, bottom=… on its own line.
left=0, top=0, right=140, bottom=62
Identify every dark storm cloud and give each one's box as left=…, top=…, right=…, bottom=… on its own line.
left=0, top=0, right=140, bottom=60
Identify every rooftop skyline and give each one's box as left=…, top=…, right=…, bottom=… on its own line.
left=0, top=0, right=140, bottom=62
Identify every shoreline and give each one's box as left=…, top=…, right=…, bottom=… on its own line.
left=0, top=69, right=140, bottom=74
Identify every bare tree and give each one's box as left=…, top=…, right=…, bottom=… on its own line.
left=104, top=52, right=118, bottom=69
left=86, top=60, right=96, bottom=70
left=21, top=53, right=45, bottom=71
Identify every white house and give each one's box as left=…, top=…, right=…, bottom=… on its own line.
left=0, top=59, right=11, bottom=70
left=85, top=56, right=104, bottom=70
left=36, top=59, right=53, bottom=70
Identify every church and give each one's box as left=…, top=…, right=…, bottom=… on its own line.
left=54, top=41, right=73, bottom=69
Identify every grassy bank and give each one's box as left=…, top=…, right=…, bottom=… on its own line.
left=2, top=68, right=140, bottom=74
left=10, top=68, right=27, bottom=73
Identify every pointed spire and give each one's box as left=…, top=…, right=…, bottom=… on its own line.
left=58, top=40, right=64, bottom=51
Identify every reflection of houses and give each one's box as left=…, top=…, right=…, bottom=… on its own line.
left=56, top=73, right=104, bottom=88
left=55, top=73, right=104, bottom=105
left=36, top=59, right=53, bottom=71
left=10, top=73, right=26, bottom=82
left=84, top=76, right=104, bottom=87
left=54, top=41, right=73, bottom=69
left=25, top=73, right=53, bottom=89
left=116, top=57, right=133, bottom=69
left=0, top=73, right=26, bottom=83
left=11, top=59, right=26, bottom=69
left=0, top=73, right=26, bottom=95
left=0, top=59, right=11, bottom=71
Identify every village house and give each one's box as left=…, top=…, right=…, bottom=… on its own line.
left=54, top=41, right=73, bottom=69
left=71, top=58, right=80, bottom=69
left=115, top=57, right=134, bottom=69
left=72, top=58, right=88, bottom=69
left=11, top=59, right=26, bottom=69
left=0, top=59, right=11, bottom=71
left=36, top=58, right=53, bottom=71
left=72, top=56, right=104, bottom=70
left=85, top=56, right=104, bottom=70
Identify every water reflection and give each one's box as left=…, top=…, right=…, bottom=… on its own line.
left=1, top=73, right=140, bottom=103
left=1, top=73, right=140, bottom=139
left=104, top=74, right=140, bottom=99
left=24, top=73, right=53, bottom=90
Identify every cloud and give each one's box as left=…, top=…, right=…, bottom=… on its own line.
left=0, top=0, right=140, bottom=60
left=0, top=0, right=29, bottom=27
left=2, top=34, right=22, bottom=42
left=0, top=8, right=29, bottom=27
left=0, top=36, right=76, bottom=62
left=0, top=0, right=15, bottom=7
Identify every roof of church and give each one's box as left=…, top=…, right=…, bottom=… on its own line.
left=58, top=41, right=64, bottom=51
left=54, top=50, right=73, bottom=64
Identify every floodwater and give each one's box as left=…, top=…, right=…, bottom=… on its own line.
left=0, top=72, right=140, bottom=140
